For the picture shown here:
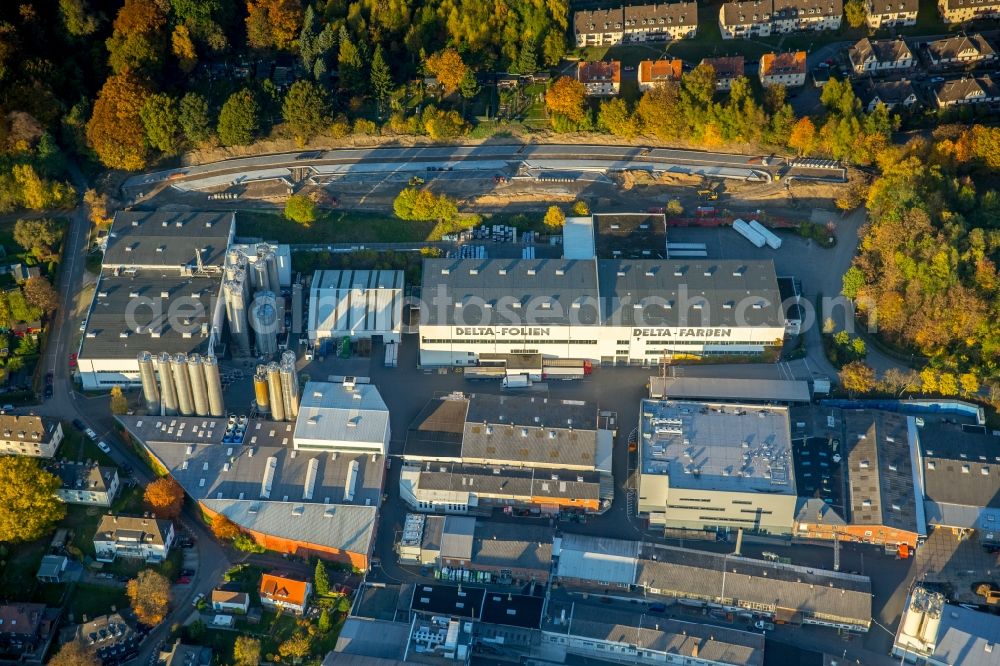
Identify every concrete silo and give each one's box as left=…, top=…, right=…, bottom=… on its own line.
left=250, top=291, right=279, bottom=357
left=202, top=354, right=225, bottom=417
left=251, top=258, right=270, bottom=294
left=171, top=353, right=195, bottom=416
left=158, top=352, right=178, bottom=415
left=224, top=272, right=251, bottom=357
left=266, top=362, right=285, bottom=421
left=263, top=249, right=280, bottom=294
left=253, top=365, right=270, bottom=415
left=187, top=354, right=209, bottom=417
left=279, top=350, right=299, bottom=420
left=137, top=351, right=160, bottom=414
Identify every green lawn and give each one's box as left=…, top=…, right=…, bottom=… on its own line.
left=65, top=583, right=128, bottom=623
left=0, top=538, right=47, bottom=601
left=238, top=210, right=485, bottom=245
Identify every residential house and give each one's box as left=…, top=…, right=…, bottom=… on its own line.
left=759, top=51, right=808, bottom=87
left=772, top=0, right=844, bottom=33
left=935, top=75, right=1000, bottom=106
left=93, top=514, right=174, bottom=563
left=259, top=574, right=312, bottom=615
left=720, top=0, right=841, bottom=39
left=926, top=33, right=997, bottom=67
left=576, top=61, right=622, bottom=97
left=866, top=0, right=919, bottom=27
left=574, top=3, right=699, bottom=47
left=0, top=603, right=51, bottom=659
left=700, top=56, right=746, bottom=90
left=10, top=264, right=40, bottom=284
left=937, top=0, right=1000, bottom=23
left=211, top=589, right=250, bottom=614
left=637, top=59, right=684, bottom=90
left=159, top=642, right=212, bottom=666
left=52, top=462, right=120, bottom=507
left=0, top=414, right=63, bottom=458
left=856, top=79, right=919, bottom=111
left=848, top=38, right=914, bottom=74
left=719, top=0, right=774, bottom=38
left=66, top=612, right=140, bottom=664
left=36, top=555, right=68, bottom=584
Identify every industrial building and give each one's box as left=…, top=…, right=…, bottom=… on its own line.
left=919, top=420, right=1000, bottom=533
left=137, top=351, right=225, bottom=418
left=308, top=269, right=404, bottom=343
left=637, top=400, right=798, bottom=536
left=122, top=412, right=386, bottom=569
left=78, top=211, right=235, bottom=389
left=893, top=586, right=999, bottom=665
left=222, top=244, right=291, bottom=359
left=293, top=378, right=389, bottom=454
left=419, top=258, right=785, bottom=366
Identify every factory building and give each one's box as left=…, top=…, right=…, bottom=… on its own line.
left=293, top=378, right=389, bottom=454
left=893, top=586, right=999, bottom=665
left=77, top=211, right=234, bottom=389
left=637, top=400, right=798, bottom=536
left=418, top=258, right=785, bottom=366
left=307, top=270, right=404, bottom=343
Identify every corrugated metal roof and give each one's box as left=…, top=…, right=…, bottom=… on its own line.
left=562, top=217, right=596, bottom=260
left=104, top=211, right=233, bottom=268
left=309, top=270, right=403, bottom=336
left=294, top=381, right=389, bottom=451
left=556, top=533, right=639, bottom=585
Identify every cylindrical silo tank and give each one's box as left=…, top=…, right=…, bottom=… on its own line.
left=202, top=354, right=224, bottom=417
left=263, top=250, right=280, bottom=292
left=251, top=291, right=279, bottom=357
left=267, top=362, right=285, bottom=421
left=187, top=354, right=209, bottom=416
left=158, top=352, right=178, bottom=415
left=251, top=259, right=270, bottom=294
left=171, top=353, right=195, bottom=416
left=280, top=350, right=299, bottom=419
left=254, top=365, right=270, bottom=415
left=137, top=352, right=160, bottom=414
left=224, top=275, right=251, bottom=356
left=902, top=598, right=925, bottom=638
left=291, top=282, right=303, bottom=334
left=920, top=608, right=942, bottom=644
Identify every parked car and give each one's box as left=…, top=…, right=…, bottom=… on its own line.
left=72, top=419, right=85, bottom=430
left=45, top=371, right=53, bottom=385
left=97, top=440, right=111, bottom=454
left=84, top=428, right=97, bottom=441
left=754, top=620, right=775, bottom=631
left=191, top=592, right=205, bottom=607
left=176, top=576, right=192, bottom=585
left=68, top=353, right=77, bottom=368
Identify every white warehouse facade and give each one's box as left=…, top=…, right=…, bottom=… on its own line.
left=308, top=270, right=404, bottom=343
left=418, top=259, right=785, bottom=367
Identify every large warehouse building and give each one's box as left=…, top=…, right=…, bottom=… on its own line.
left=418, top=258, right=785, bottom=366
left=637, top=399, right=798, bottom=536
left=308, top=269, right=404, bottom=343
left=77, top=211, right=235, bottom=389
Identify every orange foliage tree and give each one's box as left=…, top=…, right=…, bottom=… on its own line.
left=788, top=117, right=816, bottom=155
left=544, top=76, right=587, bottom=124
left=424, top=48, right=468, bottom=96
left=143, top=477, right=185, bottom=519
left=246, top=0, right=303, bottom=51
left=127, top=570, right=171, bottom=626
left=105, top=0, right=167, bottom=74
left=86, top=71, right=150, bottom=170
left=211, top=514, right=241, bottom=540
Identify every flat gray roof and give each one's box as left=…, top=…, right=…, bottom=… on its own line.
left=334, top=618, right=409, bottom=661
left=440, top=515, right=475, bottom=560
left=556, top=533, right=639, bottom=586
left=650, top=376, right=811, bottom=403
left=413, top=463, right=602, bottom=501
left=921, top=423, right=1000, bottom=508
left=104, top=211, right=233, bottom=268
left=294, top=381, right=389, bottom=449
left=80, top=272, right=220, bottom=359
left=640, top=400, right=795, bottom=494
left=472, top=522, right=553, bottom=572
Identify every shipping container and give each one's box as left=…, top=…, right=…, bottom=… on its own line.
left=733, top=219, right=766, bottom=248
left=748, top=219, right=782, bottom=249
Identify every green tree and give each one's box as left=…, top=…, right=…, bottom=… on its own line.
left=543, top=206, right=565, bottom=229
left=14, top=219, right=61, bottom=259
left=393, top=188, right=458, bottom=222
left=59, top=0, right=101, bottom=37
left=0, top=457, right=65, bottom=543
left=541, top=29, right=565, bottom=67
left=370, top=45, right=393, bottom=115
left=514, top=40, right=537, bottom=74
left=217, top=89, right=259, bottom=146
left=179, top=93, right=213, bottom=144
left=282, top=80, right=328, bottom=144
left=314, top=559, right=330, bottom=595
left=636, top=84, right=680, bottom=140
left=842, top=266, right=865, bottom=299
left=105, top=0, right=168, bottom=75
left=318, top=608, right=331, bottom=632
left=422, top=106, right=468, bottom=140
left=337, top=25, right=365, bottom=94
left=110, top=385, right=128, bottom=415
left=845, top=0, right=867, bottom=28
left=459, top=70, right=480, bottom=100
left=284, top=194, right=317, bottom=223
left=597, top=98, right=639, bottom=139
left=140, top=93, right=180, bottom=154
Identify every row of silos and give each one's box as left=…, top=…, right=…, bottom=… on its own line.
left=900, top=587, right=944, bottom=647
left=252, top=350, right=299, bottom=420
left=137, top=351, right=225, bottom=417
left=225, top=247, right=285, bottom=358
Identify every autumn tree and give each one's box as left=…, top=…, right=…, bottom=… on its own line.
left=171, top=24, right=197, bottom=73
left=127, top=570, right=171, bottom=626
left=84, top=190, right=113, bottom=228
left=14, top=218, right=62, bottom=259
left=314, top=559, right=330, bottom=595
left=545, top=76, right=587, bottom=126
left=788, top=117, right=816, bottom=155
left=12, top=166, right=75, bottom=211
left=845, top=0, right=867, bottom=28
left=0, top=457, right=65, bottom=543
left=284, top=194, right=317, bottom=223
left=23, top=276, right=59, bottom=313
left=106, top=0, right=168, bottom=74
left=211, top=514, right=240, bottom=540
left=59, top=0, right=101, bottom=37
left=246, top=0, right=303, bottom=51
left=572, top=200, right=590, bottom=216
left=425, top=48, right=469, bottom=96
left=140, top=93, right=181, bottom=154
left=233, top=636, right=261, bottom=666
left=393, top=188, right=458, bottom=222
left=49, top=639, right=99, bottom=666
left=179, top=93, right=213, bottom=144
left=839, top=361, right=876, bottom=396
left=217, top=89, right=259, bottom=146
left=597, top=98, right=639, bottom=139
left=636, top=84, right=680, bottom=140
left=143, top=477, right=185, bottom=519
left=880, top=367, right=919, bottom=397
left=278, top=632, right=312, bottom=661
left=543, top=206, right=565, bottom=229
left=422, top=106, right=468, bottom=140
left=282, top=81, right=328, bottom=145
left=86, top=72, right=151, bottom=170
left=110, top=385, right=128, bottom=415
